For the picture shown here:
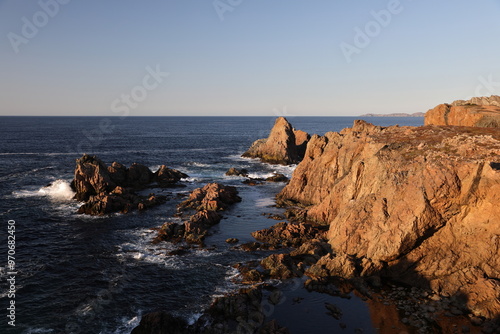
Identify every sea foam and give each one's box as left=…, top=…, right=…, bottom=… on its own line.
left=38, top=180, right=75, bottom=201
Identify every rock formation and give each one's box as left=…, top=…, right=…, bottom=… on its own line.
left=153, top=183, right=241, bottom=245
left=71, top=154, right=187, bottom=215
left=242, top=117, right=310, bottom=165
left=277, top=120, right=500, bottom=318
left=425, top=95, right=500, bottom=127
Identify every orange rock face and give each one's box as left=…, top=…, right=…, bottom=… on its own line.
left=425, top=95, right=500, bottom=127
left=278, top=120, right=500, bottom=318
left=242, top=117, right=310, bottom=165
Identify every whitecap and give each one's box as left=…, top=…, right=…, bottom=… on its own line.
left=38, top=180, right=75, bottom=201
left=255, top=197, right=276, bottom=207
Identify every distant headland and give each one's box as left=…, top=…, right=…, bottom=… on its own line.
left=360, top=112, right=425, bottom=117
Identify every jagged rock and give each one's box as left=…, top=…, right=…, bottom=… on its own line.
left=225, top=167, right=249, bottom=177
left=265, top=173, right=289, bottom=182
left=127, top=163, right=153, bottom=188
left=251, top=222, right=327, bottom=248
left=178, top=183, right=241, bottom=211
left=226, top=238, right=239, bottom=244
left=71, top=154, right=116, bottom=202
left=425, top=95, right=500, bottom=127
left=155, top=165, right=188, bottom=187
left=155, top=184, right=239, bottom=245
left=71, top=154, right=186, bottom=215
left=242, top=117, right=310, bottom=165
left=260, top=253, right=301, bottom=279
left=277, top=120, right=500, bottom=318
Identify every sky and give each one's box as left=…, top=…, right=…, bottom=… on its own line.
left=0, top=0, right=500, bottom=116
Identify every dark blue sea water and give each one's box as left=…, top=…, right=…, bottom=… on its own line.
left=0, top=116, right=423, bottom=334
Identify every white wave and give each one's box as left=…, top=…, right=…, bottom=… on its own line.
left=12, top=180, right=75, bottom=202
left=116, top=228, right=186, bottom=269
left=255, top=197, right=276, bottom=207
left=108, top=313, right=141, bottom=334
left=38, top=180, right=75, bottom=201
left=246, top=172, right=275, bottom=179
left=186, top=312, right=203, bottom=326
left=212, top=266, right=241, bottom=298
left=186, top=161, right=211, bottom=168
left=181, top=177, right=201, bottom=183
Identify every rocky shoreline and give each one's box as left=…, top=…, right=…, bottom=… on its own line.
left=67, top=98, right=500, bottom=333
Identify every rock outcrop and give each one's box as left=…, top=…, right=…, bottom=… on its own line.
left=242, top=117, right=310, bottom=165
left=277, top=120, right=500, bottom=318
left=71, top=154, right=187, bottom=215
left=425, top=95, right=500, bottom=127
left=154, top=183, right=241, bottom=245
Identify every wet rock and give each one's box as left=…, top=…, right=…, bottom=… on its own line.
left=265, top=174, right=289, bottom=182
left=225, top=238, right=239, bottom=244
left=127, top=163, right=153, bottom=188
left=226, top=167, right=249, bottom=177
left=72, top=154, right=186, bottom=215
left=178, top=183, right=241, bottom=211
left=260, top=253, right=301, bottom=279
left=325, top=302, right=343, bottom=320
left=155, top=165, right=188, bottom=187
left=240, top=241, right=269, bottom=252
left=242, top=178, right=264, bottom=186
left=251, top=222, right=326, bottom=248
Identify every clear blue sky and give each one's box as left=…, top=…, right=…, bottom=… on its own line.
left=1, top=0, right=499, bottom=116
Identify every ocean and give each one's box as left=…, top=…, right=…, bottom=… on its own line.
left=0, top=116, right=424, bottom=333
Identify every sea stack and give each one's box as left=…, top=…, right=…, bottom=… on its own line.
left=242, top=117, right=310, bottom=165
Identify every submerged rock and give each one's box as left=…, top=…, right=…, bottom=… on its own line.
left=425, top=95, right=500, bottom=127
left=242, top=117, right=310, bottom=165
left=277, top=120, right=500, bottom=318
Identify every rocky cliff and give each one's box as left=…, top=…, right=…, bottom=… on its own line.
left=242, top=117, right=310, bottom=165
left=277, top=120, right=500, bottom=318
left=425, top=95, right=500, bottom=127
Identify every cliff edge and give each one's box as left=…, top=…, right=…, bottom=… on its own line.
left=278, top=120, right=500, bottom=318
left=425, top=95, right=500, bottom=127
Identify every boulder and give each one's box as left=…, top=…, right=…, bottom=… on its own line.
left=155, top=165, right=188, bottom=187
left=242, top=117, right=310, bottom=165
left=178, top=183, right=241, bottom=211
left=126, top=163, right=153, bottom=188
left=225, top=167, right=249, bottom=177
left=425, top=95, right=500, bottom=127
left=277, top=120, right=500, bottom=318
